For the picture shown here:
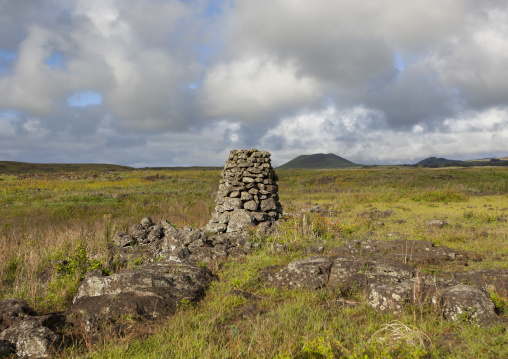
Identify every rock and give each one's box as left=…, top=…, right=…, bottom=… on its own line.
left=358, top=209, right=394, bottom=219
left=0, top=299, right=38, bottom=332
left=223, top=198, right=244, bottom=211
left=129, top=223, right=147, bottom=241
left=328, top=257, right=414, bottom=292
left=437, top=284, right=498, bottom=325
left=426, top=220, right=448, bottom=228
left=263, top=256, right=333, bottom=290
left=141, top=217, right=154, bottom=228
left=0, top=320, right=62, bottom=359
left=165, top=246, right=192, bottom=262
left=454, top=269, right=508, bottom=297
left=329, top=239, right=472, bottom=265
left=244, top=200, right=259, bottom=211
left=260, top=198, right=277, bottom=212
left=0, top=339, right=15, bottom=358
left=72, top=263, right=213, bottom=320
left=367, top=280, right=416, bottom=313
left=227, top=210, right=256, bottom=233
left=206, top=222, right=227, bottom=233
left=112, top=232, right=136, bottom=247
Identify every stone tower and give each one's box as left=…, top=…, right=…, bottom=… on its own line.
left=206, top=149, right=283, bottom=233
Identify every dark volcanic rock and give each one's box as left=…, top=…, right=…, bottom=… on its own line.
left=438, top=284, right=499, bottom=325
left=0, top=319, right=62, bottom=359
left=329, top=239, right=478, bottom=265
left=0, top=339, right=15, bottom=358
left=260, top=239, right=501, bottom=325
left=71, top=263, right=213, bottom=320
left=263, top=256, right=333, bottom=290
left=0, top=299, right=38, bottom=332
left=328, top=256, right=415, bottom=291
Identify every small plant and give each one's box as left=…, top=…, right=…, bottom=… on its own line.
left=300, top=336, right=335, bottom=359
left=178, top=298, right=194, bottom=311
left=489, top=290, right=508, bottom=316
left=463, top=211, right=474, bottom=219
left=38, top=241, right=109, bottom=312
left=461, top=278, right=473, bottom=285
left=132, top=258, right=144, bottom=267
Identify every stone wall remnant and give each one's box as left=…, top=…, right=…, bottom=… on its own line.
left=207, top=149, right=283, bottom=233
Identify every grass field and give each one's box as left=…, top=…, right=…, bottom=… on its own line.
left=0, top=166, right=507, bottom=358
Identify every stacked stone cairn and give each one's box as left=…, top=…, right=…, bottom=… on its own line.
left=207, top=149, right=283, bottom=233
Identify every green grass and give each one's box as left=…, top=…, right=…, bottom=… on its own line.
left=1, top=166, right=507, bottom=358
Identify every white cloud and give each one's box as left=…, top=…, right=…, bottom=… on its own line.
left=200, top=57, right=321, bottom=121
left=0, top=0, right=507, bottom=165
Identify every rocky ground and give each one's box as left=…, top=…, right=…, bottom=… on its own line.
left=1, top=214, right=507, bottom=358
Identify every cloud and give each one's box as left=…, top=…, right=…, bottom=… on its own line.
left=200, top=56, right=322, bottom=122
left=0, top=0, right=507, bottom=166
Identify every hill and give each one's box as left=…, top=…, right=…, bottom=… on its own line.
left=0, top=161, right=135, bottom=174
left=278, top=153, right=358, bottom=169
left=415, top=157, right=464, bottom=166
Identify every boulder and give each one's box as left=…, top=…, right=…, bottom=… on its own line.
left=263, top=256, right=333, bottom=290
left=426, top=220, right=448, bottom=228
left=0, top=320, right=61, bottom=359
left=0, top=298, right=38, bottom=332
left=112, top=232, right=135, bottom=247
left=328, top=257, right=414, bottom=292
left=367, top=280, right=416, bottom=314
left=437, top=284, right=498, bottom=325
left=71, top=263, right=213, bottom=320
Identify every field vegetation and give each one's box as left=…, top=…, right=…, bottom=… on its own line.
left=0, top=166, right=507, bottom=358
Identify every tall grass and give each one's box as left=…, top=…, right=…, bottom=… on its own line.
left=1, top=166, right=507, bottom=357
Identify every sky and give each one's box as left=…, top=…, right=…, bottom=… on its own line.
left=0, top=0, right=507, bottom=167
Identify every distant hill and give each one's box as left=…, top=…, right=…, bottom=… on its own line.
left=0, top=161, right=135, bottom=174
left=278, top=153, right=358, bottom=169
left=415, top=157, right=464, bottom=166
left=466, top=156, right=508, bottom=162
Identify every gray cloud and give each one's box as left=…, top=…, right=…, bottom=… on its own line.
left=0, top=0, right=507, bottom=166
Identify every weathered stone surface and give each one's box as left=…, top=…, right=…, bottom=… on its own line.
left=244, top=200, right=259, bottom=211
left=368, top=280, right=416, bottom=313
left=141, top=217, right=154, bottom=228
left=328, top=257, right=414, bottom=291
left=260, top=198, right=277, bottom=212
left=0, top=339, right=15, bottom=358
left=437, top=284, right=498, bottom=325
left=207, top=149, right=282, bottom=233
left=453, top=269, right=508, bottom=297
left=206, top=222, right=227, bottom=233
left=112, top=232, right=136, bottom=247
left=227, top=209, right=256, bottom=233
left=259, top=239, right=501, bottom=325
left=72, top=263, right=213, bottom=320
left=129, top=223, right=147, bottom=241
left=0, top=320, right=62, bottom=359
left=263, top=256, right=333, bottom=290
left=426, top=220, right=448, bottom=228
left=223, top=198, right=244, bottom=211
left=0, top=299, right=38, bottom=332
left=329, top=239, right=477, bottom=265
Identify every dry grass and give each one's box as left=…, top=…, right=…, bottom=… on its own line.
left=0, top=166, right=507, bottom=357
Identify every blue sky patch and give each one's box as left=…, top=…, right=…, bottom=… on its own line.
left=0, top=49, right=16, bottom=61
left=393, top=52, right=405, bottom=72
left=45, top=52, right=67, bottom=70
left=67, top=91, right=103, bottom=107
